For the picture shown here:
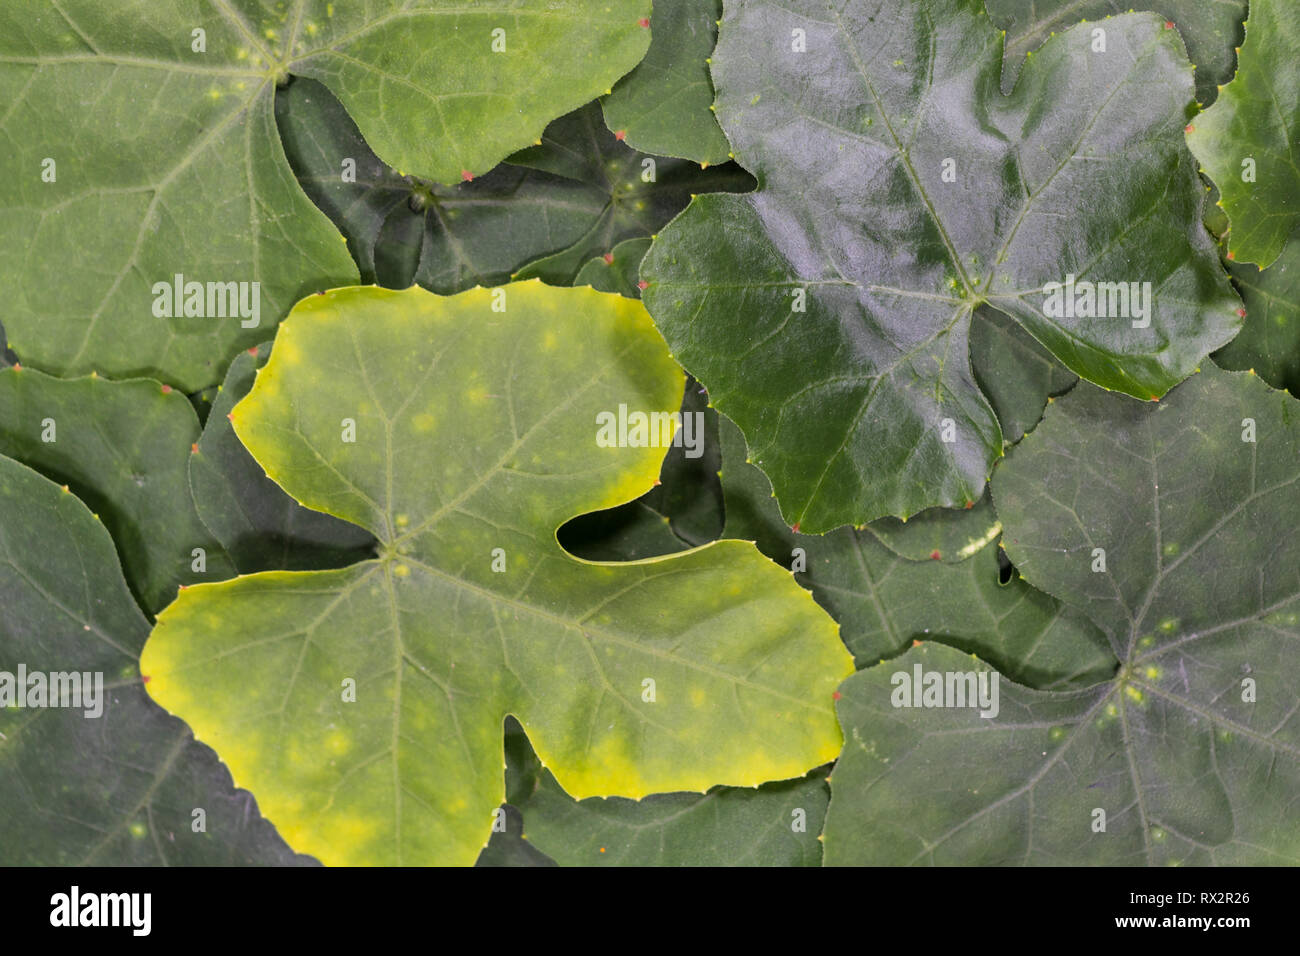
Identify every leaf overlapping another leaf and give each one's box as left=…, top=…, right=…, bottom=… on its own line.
left=189, top=342, right=377, bottom=573
left=825, top=365, right=1300, bottom=865
left=139, top=283, right=852, bottom=866
left=1213, top=236, right=1300, bottom=396
left=0, top=454, right=305, bottom=865
left=718, top=415, right=1112, bottom=688
left=0, top=367, right=234, bottom=614
left=0, top=0, right=652, bottom=388
left=602, top=0, right=732, bottom=165
left=643, top=0, right=1241, bottom=530
left=279, top=85, right=753, bottom=294
left=986, top=0, right=1247, bottom=106
left=1187, top=0, right=1300, bottom=269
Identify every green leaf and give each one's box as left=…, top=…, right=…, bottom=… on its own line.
left=969, top=308, right=1078, bottom=445
left=1214, top=236, right=1300, bottom=396
left=865, top=492, right=1002, bottom=565
left=602, top=0, right=732, bottom=165
left=0, top=454, right=304, bottom=865
left=521, top=765, right=830, bottom=865
left=511, top=104, right=755, bottom=285
left=284, top=0, right=653, bottom=183
left=139, top=283, right=852, bottom=866
left=277, top=78, right=611, bottom=291
left=860, top=308, right=1074, bottom=555
left=1187, top=0, right=1300, bottom=268
left=190, top=342, right=377, bottom=573
left=0, top=0, right=652, bottom=388
left=0, top=367, right=234, bottom=615
left=576, top=237, right=655, bottom=299
left=826, top=364, right=1300, bottom=864
left=986, top=0, right=1247, bottom=106
left=719, top=415, right=1112, bottom=688
left=643, top=1, right=1240, bottom=529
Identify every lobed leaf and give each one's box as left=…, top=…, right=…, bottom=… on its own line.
left=139, top=283, right=852, bottom=866
left=644, top=0, right=1241, bottom=529
left=826, top=364, right=1300, bottom=864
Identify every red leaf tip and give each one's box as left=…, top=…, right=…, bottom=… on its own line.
left=602, top=252, right=614, bottom=264
left=614, top=129, right=626, bottom=141
left=831, top=691, right=842, bottom=701
left=160, top=384, right=172, bottom=394
left=929, top=550, right=941, bottom=560
left=1164, top=20, right=1174, bottom=29
left=1237, top=307, right=1247, bottom=318
left=637, top=280, right=649, bottom=290
left=461, top=169, right=474, bottom=182
left=638, top=17, right=649, bottom=27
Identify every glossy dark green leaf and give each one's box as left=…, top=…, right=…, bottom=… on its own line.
left=0, top=367, right=234, bottom=615
left=0, top=454, right=306, bottom=865
left=1214, top=236, right=1300, bottom=396
left=720, top=416, right=1112, bottom=687
left=643, top=0, right=1240, bottom=529
left=1187, top=0, right=1300, bottom=268
left=826, top=364, right=1300, bottom=864
left=986, top=0, right=1247, bottom=106
left=602, top=0, right=732, bottom=165
left=189, top=342, right=376, bottom=573
left=969, top=308, right=1078, bottom=445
